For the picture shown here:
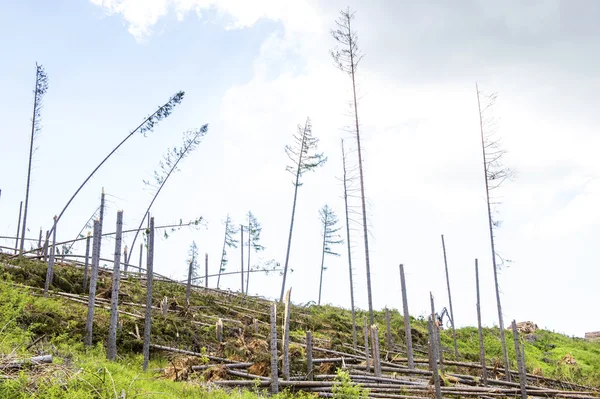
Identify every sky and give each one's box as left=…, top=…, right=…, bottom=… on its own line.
left=1, top=0, right=599, bottom=338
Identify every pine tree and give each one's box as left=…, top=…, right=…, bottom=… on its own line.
left=217, top=214, right=239, bottom=289
left=318, top=205, right=343, bottom=305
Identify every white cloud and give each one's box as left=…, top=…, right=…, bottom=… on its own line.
left=90, top=0, right=322, bottom=40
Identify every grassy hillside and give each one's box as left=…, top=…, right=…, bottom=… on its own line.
left=1, top=254, right=599, bottom=397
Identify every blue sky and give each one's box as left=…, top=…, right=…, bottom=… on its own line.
left=2, top=0, right=600, bottom=338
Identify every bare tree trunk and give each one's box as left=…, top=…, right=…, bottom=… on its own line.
left=475, top=259, right=488, bottom=386
left=441, top=234, right=459, bottom=360
left=245, top=226, right=250, bottom=295
left=280, top=129, right=306, bottom=302
left=216, top=319, right=223, bottom=343
left=385, top=308, right=393, bottom=356
left=37, top=228, right=42, bottom=255
left=123, top=246, right=128, bottom=275
left=15, top=201, right=22, bottom=255
left=107, top=210, right=123, bottom=361
left=282, top=288, right=292, bottom=380
left=429, top=292, right=444, bottom=373
left=205, top=253, right=208, bottom=288
left=186, top=257, right=193, bottom=305
left=43, top=230, right=49, bottom=262
left=85, top=220, right=101, bottom=347
left=142, top=217, right=155, bottom=371
left=363, top=315, right=370, bottom=373
left=83, top=232, right=91, bottom=293
left=341, top=139, right=357, bottom=350
left=306, top=330, right=313, bottom=381
left=476, top=84, right=510, bottom=381
left=512, top=320, right=527, bottom=399
left=370, top=325, right=382, bottom=377
left=139, top=243, right=143, bottom=273
left=270, top=303, right=279, bottom=394
left=43, top=216, right=57, bottom=297
left=427, top=318, right=442, bottom=399
left=318, top=228, right=327, bottom=306
left=399, top=264, right=414, bottom=369
left=240, top=226, right=244, bottom=293
left=217, top=223, right=228, bottom=289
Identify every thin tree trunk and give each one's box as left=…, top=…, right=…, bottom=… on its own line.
left=429, top=292, right=444, bottom=373
left=83, top=232, right=91, bottom=293
left=441, top=235, right=459, bottom=360
left=37, top=228, right=42, bottom=255
left=345, top=15, right=373, bottom=325
left=85, top=220, right=101, bottom=346
left=217, top=223, right=228, bottom=289
left=363, top=315, right=370, bottom=373
left=318, top=226, right=327, bottom=306
left=245, top=224, right=250, bottom=295
left=240, top=226, right=244, bottom=293
left=107, top=210, right=123, bottom=361
left=476, top=83, right=510, bottom=381
left=385, top=308, right=393, bottom=356
left=186, top=254, right=194, bottom=305
left=43, top=230, right=49, bottom=262
left=15, top=201, right=23, bottom=255
left=123, top=246, right=128, bottom=275
left=512, top=320, right=527, bottom=399
left=370, top=325, right=382, bottom=377
left=142, top=217, right=155, bottom=371
left=43, top=216, right=57, bottom=297
left=270, top=303, right=279, bottom=394
left=306, top=330, right=313, bottom=381
left=280, top=120, right=309, bottom=302
left=427, top=318, right=442, bottom=399
left=139, top=243, right=143, bottom=272
left=20, top=66, right=42, bottom=254
left=282, top=288, right=292, bottom=380
left=205, top=253, right=208, bottom=288
left=341, top=139, right=357, bottom=350
left=399, top=264, right=414, bottom=369
left=475, top=259, right=488, bottom=386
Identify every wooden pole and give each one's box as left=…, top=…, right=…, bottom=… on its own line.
left=107, top=210, right=123, bottom=361
left=428, top=318, right=442, bottom=399
left=37, top=228, right=42, bottom=255
left=307, top=330, right=313, bottom=381
left=385, top=308, right=393, bottom=356
left=43, top=230, right=49, bottom=262
left=85, top=220, right=100, bottom=346
left=363, top=315, right=370, bottom=373
left=240, top=225, right=244, bottom=293
left=123, top=246, right=128, bottom=275
left=399, top=264, right=414, bottom=368
left=441, top=234, right=459, bottom=360
left=270, top=303, right=279, bottom=394
left=186, top=255, right=194, bottom=305
left=371, top=325, right=382, bottom=377
left=429, top=292, right=444, bottom=373
left=142, top=216, right=155, bottom=371
left=282, top=288, right=292, bottom=380
left=475, top=259, right=488, bottom=386
left=15, top=201, right=23, bottom=255
left=205, top=253, right=208, bottom=288
left=83, top=232, right=91, bottom=292
left=512, top=320, right=527, bottom=399
left=138, top=243, right=143, bottom=273
left=43, top=216, right=57, bottom=297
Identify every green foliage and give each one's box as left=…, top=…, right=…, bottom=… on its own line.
left=332, top=368, right=369, bottom=399
left=285, top=117, right=327, bottom=184
left=319, top=204, right=343, bottom=259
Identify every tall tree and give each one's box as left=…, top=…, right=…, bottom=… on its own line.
left=476, top=83, right=515, bottom=381
left=339, top=139, right=361, bottom=349
left=245, top=211, right=264, bottom=294
left=317, top=205, right=343, bottom=305
left=217, top=214, right=239, bottom=289
left=279, top=118, right=327, bottom=301
left=49, top=91, right=185, bottom=237
left=20, top=63, right=49, bottom=253
left=126, top=125, right=208, bottom=263
left=331, top=8, right=375, bottom=324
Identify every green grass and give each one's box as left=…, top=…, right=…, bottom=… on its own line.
left=1, top=253, right=600, bottom=396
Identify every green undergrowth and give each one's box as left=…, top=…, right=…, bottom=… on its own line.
left=1, top=253, right=600, bottom=395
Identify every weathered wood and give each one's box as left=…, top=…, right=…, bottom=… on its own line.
left=123, top=246, right=128, bottom=275
left=44, top=216, right=57, bottom=296
left=142, top=216, right=154, bottom=371
left=385, top=308, right=393, bottom=356
left=216, top=318, right=223, bottom=343
left=1, top=354, right=53, bottom=369
left=15, top=201, right=22, bottom=255
left=107, top=210, right=123, bottom=361
left=85, top=219, right=101, bottom=347
left=148, top=343, right=237, bottom=363
left=83, top=233, right=91, bottom=292
left=441, top=234, right=459, bottom=361
left=43, top=230, right=49, bottom=262
left=37, top=228, right=43, bottom=256
left=138, top=243, right=143, bottom=274
left=363, top=315, right=370, bottom=373
left=186, top=256, right=193, bottom=305
left=512, top=319, right=527, bottom=399
left=429, top=292, right=443, bottom=373
left=307, top=330, right=314, bottom=381
left=427, top=318, right=442, bottom=399
left=399, top=264, right=414, bottom=369
left=475, top=259, right=488, bottom=386
left=282, top=288, right=292, bottom=380
left=240, top=225, right=244, bottom=292
left=371, top=324, right=382, bottom=377
left=204, top=253, right=208, bottom=288
left=270, top=303, right=279, bottom=394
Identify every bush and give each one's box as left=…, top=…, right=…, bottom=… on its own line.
left=332, top=369, right=368, bottom=399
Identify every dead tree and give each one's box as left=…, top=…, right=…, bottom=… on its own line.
left=107, top=210, right=123, bottom=361
left=245, top=211, right=264, bottom=295
left=441, top=234, right=459, bottom=360
left=127, top=125, right=208, bottom=263
left=15, top=201, right=23, bottom=255
left=143, top=217, right=155, bottom=371
left=317, top=205, right=343, bottom=305
left=49, top=92, right=185, bottom=237
left=85, top=220, right=101, bottom=347
left=280, top=118, right=327, bottom=301
left=331, top=7, right=374, bottom=325
left=20, top=63, right=49, bottom=253
left=186, top=241, right=199, bottom=304
left=476, top=83, right=515, bottom=380
left=217, top=214, right=239, bottom=289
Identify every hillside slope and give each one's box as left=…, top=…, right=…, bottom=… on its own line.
left=1, top=254, right=599, bottom=398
